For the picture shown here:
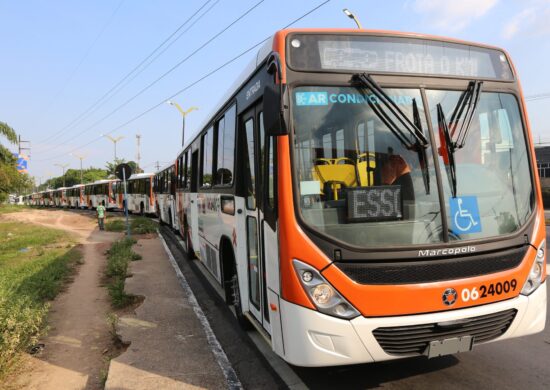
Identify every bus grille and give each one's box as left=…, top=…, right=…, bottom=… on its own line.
left=372, top=309, right=517, bottom=356
left=334, top=246, right=526, bottom=284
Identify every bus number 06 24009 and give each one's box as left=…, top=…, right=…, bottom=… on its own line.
left=461, top=279, right=517, bottom=302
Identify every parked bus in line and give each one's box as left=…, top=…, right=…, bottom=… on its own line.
left=66, top=184, right=85, bottom=208
left=52, top=187, right=68, bottom=207
left=82, top=179, right=119, bottom=209
left=126, top=173, right=156, bottom=215
left=171, top=29, right=546, bottom=367
left=154, top=163, right=179, bottom=230
left=42, top=190, right=54, bottom=207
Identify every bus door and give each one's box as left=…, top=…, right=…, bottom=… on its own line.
left=241, top=105, right=271, bottom=333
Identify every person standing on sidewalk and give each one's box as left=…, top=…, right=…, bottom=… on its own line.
left=97, top=200, right=106, bottom=231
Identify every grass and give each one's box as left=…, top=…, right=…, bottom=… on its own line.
left=105, top=216, right=157, bottom=235
left=105, top=238, right=141, bottom=308
left=0, top=205, right=30, bottom=215
left=0, top=221, right=80, bottom=378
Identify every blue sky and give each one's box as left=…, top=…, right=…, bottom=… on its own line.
left=1, top=0, right=550, bottom=183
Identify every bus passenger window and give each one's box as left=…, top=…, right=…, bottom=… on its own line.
left=215, top=104, right=236, bottom=186
left=244, top=118, right=256, bottom=209
left=201, top=127, right=214, bottom=188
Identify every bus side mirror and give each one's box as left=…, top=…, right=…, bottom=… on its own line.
left=263, top=53, right=288, bottom=136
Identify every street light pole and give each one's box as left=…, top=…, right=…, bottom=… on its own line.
left=166, top=101, right=198, bottom=146
left=101, top=134, right=125, bottom=162
left=70, top=153, right=87, bottom=184
left=54, top=163, right=69, bottom=187
left=343, top=9, right=362, bottom=29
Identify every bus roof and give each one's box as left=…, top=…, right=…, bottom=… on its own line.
left=128, top=173, right=154, bottom=180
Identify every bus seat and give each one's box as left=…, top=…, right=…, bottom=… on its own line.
left=312, top=158, right=357, bottom=200
left=356, top=153, right=376, bottom=187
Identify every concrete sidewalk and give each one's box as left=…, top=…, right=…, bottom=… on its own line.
left=104, top=236, right=228, bottom=390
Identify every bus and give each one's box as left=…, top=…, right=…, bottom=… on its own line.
left=154, top=163, right=179, bottom=230
left=126, top=173, right=156, bottom=215
left=52, top=187, right=68, bottom=207
left=66, top=184, right=85, bottom=208
left=42, top=190, right=54, bottom=207
left=83, top=179, right=119, bottom=209
left=173, top=29, right=546, bottom=367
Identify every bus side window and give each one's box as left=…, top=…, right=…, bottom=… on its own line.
left=201, top=127, right=214, bottom=188
left=215, top=104, right=236, bottom=186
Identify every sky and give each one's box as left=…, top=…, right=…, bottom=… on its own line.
left=2, top=0, right=550, bottom=184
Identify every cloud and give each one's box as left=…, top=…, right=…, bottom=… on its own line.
left=502, top=2, right=550, bottom=39
left=412, top=0, right=499, bottom=32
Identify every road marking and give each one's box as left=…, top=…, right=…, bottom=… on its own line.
left=158, top=232, right=243, bottom=390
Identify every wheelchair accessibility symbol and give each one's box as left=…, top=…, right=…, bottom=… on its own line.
left=450, top=196, right=481, bottom=234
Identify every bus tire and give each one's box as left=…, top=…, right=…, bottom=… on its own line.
left=168, top=208, right=173, bottom=229
left=221, top=240, right=251, bottom=330
left=140, top=202, right=145, bottom=216
left=156, top=203, right=161, bottom=222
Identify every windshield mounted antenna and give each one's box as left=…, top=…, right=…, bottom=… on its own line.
left=448, top=80, right=483, bottom=149
left=437, top=104, right=457, bottom=198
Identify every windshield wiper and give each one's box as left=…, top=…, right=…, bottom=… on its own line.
left=437, top=104, right=457, bottom=198
left=437, top=80, right=483, bottom=198
left=353, top=73, right=430, bottom=194
left=354, top=73, right=429, bottom=148
left=448, top=80, right=483, bottom=149
left=413, top=98, right=430, bottom=194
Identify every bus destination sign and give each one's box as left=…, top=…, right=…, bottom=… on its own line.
left=347, top=185, right=403, bottom=222
left=288, top=34, right=513, bottom=81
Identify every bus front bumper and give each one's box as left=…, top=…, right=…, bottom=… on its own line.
left=279, top=281, right=546, bottom=367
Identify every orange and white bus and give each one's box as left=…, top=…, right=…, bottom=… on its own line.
left=52, top=187, right=68, bottom=207
left=154, top=163, right=179, bottom=230
left=126, top=173, right=156, bottom=215
left=173, top=29, right=547, bottom=367
left=66, top=184, right=85, bottom=209
left=83, top=179, right=119, bottom=209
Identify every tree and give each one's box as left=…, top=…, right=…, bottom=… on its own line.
left=0, top=121, right=32, bottom=201
left=105, top=158, right=141, bottom=176
left=38, top=167, right=108, bottom=191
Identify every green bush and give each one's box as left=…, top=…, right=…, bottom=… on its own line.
left=105, top=217, right=157, bottom=235
left=0, top=222, right=80, bottom=378
left=105, top=238, right=140, bottom=308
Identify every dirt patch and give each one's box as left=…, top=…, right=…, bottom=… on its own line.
left=2, top=209, right=122, bottom=390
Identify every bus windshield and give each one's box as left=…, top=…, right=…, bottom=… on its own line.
left=291, top=86, right=533, bottom=248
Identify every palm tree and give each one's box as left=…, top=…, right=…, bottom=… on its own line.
left=0, top=121, right=18, bottom=163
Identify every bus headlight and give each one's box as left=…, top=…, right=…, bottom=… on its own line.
left=521, top=240, right=546, bottom=296
left=293, top=259, right=360, bottom=319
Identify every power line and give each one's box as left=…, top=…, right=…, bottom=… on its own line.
left=525, top=93, right=550, bottom=102
left=37, top=0, right=217, bottom=145
left=34, top=0, right=332, bottom=163
left=36, top=0, right=266, bottom=156
left=39, top=0, right=126, bottom=125
left=61, top=0, right=222, bottom=136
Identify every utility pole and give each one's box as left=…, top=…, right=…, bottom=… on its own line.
left=136, top=133, right=141, bottom=172
left=155, top=161, right=160, bottom=171
left=18, top=135, right=31, bottom=159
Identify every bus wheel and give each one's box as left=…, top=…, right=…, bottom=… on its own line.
left=156, top=203, right=161, bottom=222
left=221, top=243, right=251, bottom=330
left=168, top=209, right=173, bottom=229
left=230, top=272, right=252, bottom=330
left=140, top=203, right=145, bottom=216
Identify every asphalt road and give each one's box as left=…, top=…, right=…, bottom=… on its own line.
left=161, top=225, right=550, bottom=390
